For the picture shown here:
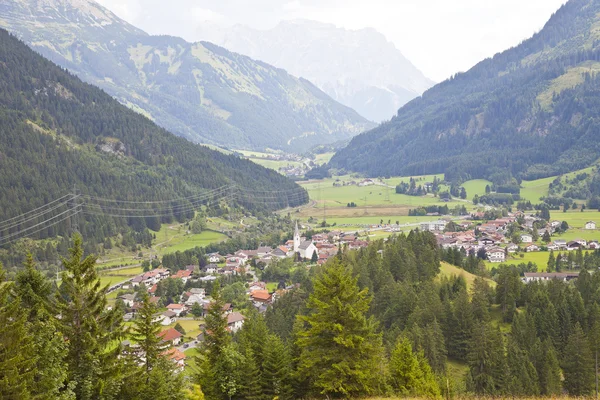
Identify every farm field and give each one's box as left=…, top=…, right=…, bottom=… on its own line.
left=486, top=250, right=593, bottom=270
left=438, top=262, right=496, bottom=289
left=155, top=230, right=227, bottom=255
left=519, top=165, right=597, bottom=203
left=165, top=318, right=203, bottom=342
left=314, top=152, right=335, bottom=165
left=99, top=266, right=143, bottom=289
left=461, top=179, right=493, bottom=197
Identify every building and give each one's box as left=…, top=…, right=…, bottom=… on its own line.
left=520, top=234, right=533, bottom=243
left=118, top=294, right=136, bottom=308
left=487, top=247, right=506, bottom=263
left=166, top=303, right=185, bottom=317
left=523, top=272, right=579, bottom=283
left=420, top=220, right=447, bottom=232
left=525, top=244, right=539, bottom=252
left=158, top=328, right=183, bottom=346
left=293, top=221, right=317, bottom=259
left=227, top=312, right=246, bottom=333
left=586, top=221, right=596, bottom=230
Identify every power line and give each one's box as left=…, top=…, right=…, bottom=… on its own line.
left=0, top=193, right=72, bottom=230
left=0, top=207, right=81, bottom=246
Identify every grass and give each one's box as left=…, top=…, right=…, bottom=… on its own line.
left=266, top=282, right=278, bottom=292
left=520, top=176, right=555, bottom=203
left=183, top=347, right=201, bottom=376
left=461, top=179, right=492, bottom=197
left=314, top=152, right=335, bottom=165
left=166, top=318, right=203, bottom=341
left=155, top=230, right=227, bottom=255
left=438, top=262, right=496, bottom=289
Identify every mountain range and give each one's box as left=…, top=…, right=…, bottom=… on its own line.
left=0, top=27, right=307, bottom=243
left=329, top=0, right=600, bottom=184
left=196, top=20, right=435, bottom=123
left=0, top=0, right=373, bottom=152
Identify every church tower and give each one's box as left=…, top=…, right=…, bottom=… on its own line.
left=293, top=220, right=301, bottom=252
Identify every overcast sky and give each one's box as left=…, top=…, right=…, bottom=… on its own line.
left=95, top=0, right=567, bottom=81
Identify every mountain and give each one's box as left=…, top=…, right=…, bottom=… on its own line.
left=0, top=27, right=307, bottom=245
left=0, top=0, right=373, bottom=152
left=329, top=0, right=600, bottom=184
left=196, top=20, right=435, bottom=123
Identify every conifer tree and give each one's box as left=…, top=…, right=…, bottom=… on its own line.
left=447, top=288, right=473, bottom=361
left=262, top=334, right=293, bottom=400
left=562, top=323, right=595, bottom=396
left=467, top=323, right=507, bottom=395
left=495, top=265, right=521, bottom=322
left=238, top=347, right=262, bottom=400
left=296, top=260, right=386, bottom=397
left=547, top=250, right=556, bottom=272
left=13, top=255, right=72, bottom=399
left=56, top=235, right=125, bottom=400
left=0, top=263, right=35, bottom=399
left=389, top=336, right=440, bottom=397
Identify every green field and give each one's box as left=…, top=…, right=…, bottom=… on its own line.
left=322, top=215, right=439, bottom=227
left=461, top=179, right=492, bottom=197
left=165, top=318, right=203, bottom=341
left=99, top=266, right=144, bottom=288
left=520, top=176, right=555, bottom=203
left=439, top=262, right=496, bottom=289
left=314, top=152, right=335, bottom=165
left=155, top=229, right=227, bottom=255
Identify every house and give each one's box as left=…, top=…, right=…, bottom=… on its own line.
left=525, top=244, right=540, bottom=252
left=173, top=270, right=192, bottom=283
left=131, top=275, right=143, bottom=287
left=164, top=348, right=186, bottom=370
left=487, top=247, right=506, bottom=263
left=520, top=234, right=533, bottom=244
left=523, top=272, right=579, bottom=283
left=158, top=328, right=182, bottom=346
left=554, top=239, right=567, bottom=249
left=118, top=294, right=136, bottom=308
left=298, top=241, right=318, bottom=260
left=227, top=312, right=246, bottom=333
left=166, top=303, right=186, bottom=317
left=420, top=220, right=447, bottom=232
left=158, top=311, right=177, bottom=325
left=185, top=294, right=205, bottom=307
left=204, top=264, right=219, bottom=274
left=251, top=290, right=272, bottom=305
left=506, top=244, right=519, bottom=253
left=586, top=221, right=596, bottom=230
left=152, top=313, right=172, bottom=326
left=479, top=238, right=495, bottom=246
left=547, top=243, right=560, bottom=251
left=590, top=241, right=600, bottom=249
left=257, top=246, right=273, bottom=258
left=271, top=246, right=290, bottom=259
left=574, top=239, right=588, bottom=247
left=567, top=241, right=581, bottom=251
left=207, top=252, right=222, bottom=263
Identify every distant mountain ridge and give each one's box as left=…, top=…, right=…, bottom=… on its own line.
left=196, top=19, right=435, bottom=122
left=0, top=0, right=373, bottom=151
left=329, top=0, right=600, bottom=184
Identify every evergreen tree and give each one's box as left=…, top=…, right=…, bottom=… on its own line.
left=495, top=265, right=521, bottom=322
left=311, top=250, right=318, bottom=263
left=533, top=339, right=562, bottom=396
left=56, top=235, right=125, bottom=400
left=562, top=323, right=595, bottom=396
left=547, top=250, right=556, bottom=272
left=542, top=230, right=551, bottom=243
left=296, top=260, right=386, bottom=397
left=13, top=255, right=72, bottom=399
left=389, top=336, right=440, bottom=397
left=0, top=263, right=35, bottom=399
left=467, top=323, right=507, bottom=395
left=262, top=334, right=293, bottom=400
left=447, top=288, right=473, bottom=361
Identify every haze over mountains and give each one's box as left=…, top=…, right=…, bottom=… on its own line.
left=0, top=0, right=373, bottom=152
left=197, top=20, right=435, bottom=123
left=329, top=0, right=600, bottom=184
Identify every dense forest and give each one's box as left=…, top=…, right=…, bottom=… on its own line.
left=6, top=231, right=600, bottom=398
left=330, top=0, right=600, bottom=185
left=0, top=29, right=308, bottom=250
left=0, top=0, right=373, bottom=151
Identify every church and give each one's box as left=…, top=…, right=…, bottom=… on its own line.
left=294, top=221, right=318, bottom=260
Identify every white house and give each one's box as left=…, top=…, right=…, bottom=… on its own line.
left=525, top=244, right=540, bottom=252
left=294, top=221, right=318, bottom=259
left=420, top=220, right=447, bottom=232
left=520, top=234, right=533, bottom=243
left=227, top=312, right=245, bottom=333
left=506, top=244, right=519, bottom=253
left=166, top=303, right=185, bottom=317
left=487, top=247, right=506, bottom=263
left=118, top=294, right=136, bottom=308
left=207, top=252, right=222, bottom=263
left=523, top=272, right=579, bottom=283
left=586, top=221, right=596, bottom=230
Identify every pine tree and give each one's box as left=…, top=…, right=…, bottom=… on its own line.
left=533, top=339, right=562, bottom=396
left=471, top=277, right=491, bottom=322
left=0, top=263, right=35, bottom=399
left=389, top=336, right=440, bottom=397
left=262, top=334, right=293, bottom=400
left=296, top=260, right=386, bottom=397
left=238, top=347, right=262, bottom=400
left=448, top=288, right=473, bottom=361
left=547, top=250, right=555, bottom=272
left=467, top=323, right=507, bottom=395
left=56, top=235, right=125, bottom=400
left=506, top=336, right=539, bottom=395
left=562, top=323, right=595, bottom=396
left=13, top=255, right=72, bottom=399
left=495, top=266, right=521, bottom=322
left=542, top=230, right=551, bottom=243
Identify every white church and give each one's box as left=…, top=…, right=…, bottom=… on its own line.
left=294, top=221, right=318, bottom=260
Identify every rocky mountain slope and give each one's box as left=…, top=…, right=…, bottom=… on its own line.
left=197, top=20, right=435, bottom=122
left=329, top=0, right=600, bottom=184
left=0, top=0, right=373, bottom=151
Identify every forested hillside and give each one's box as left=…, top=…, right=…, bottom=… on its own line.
left=0, top=29, right=307, bottom=246
left=0, top=0, right=373, bottom=151
left=330, top=0, right=600, bottom=184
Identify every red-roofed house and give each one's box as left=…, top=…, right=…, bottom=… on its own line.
left=173, top=270, right=192, bottom=283
left=251, top=290, right=272, bottom=305
left=158, top=328, right=182, bottom=346
left=163, top=348, right=186, bottom=370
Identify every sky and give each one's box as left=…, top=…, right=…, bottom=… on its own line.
left=95, top=0, right=567, bottom=82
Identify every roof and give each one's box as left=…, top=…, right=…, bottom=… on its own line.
left=524, top=272, right=579, bottom=278
left=174, top=270, right=191, bottom=278
left=257, top=246, right=273, bottom=253
left=167, top=303, right=184, bottom=310
left=298, top=241, right=314, bottom=250
left=227, top=312, right=246, bottom=324
left=163, top=310, right=177, bottom=318
left=119, top=294, right=135, bottom=301
left=251, top=290, right=271, bottom=301
left=164, top=348, right=186, bottom=362
left=158, top=328, right=182, bottom=342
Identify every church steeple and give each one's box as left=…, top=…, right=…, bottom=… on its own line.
left=294, top=220, right=301, bottom=252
